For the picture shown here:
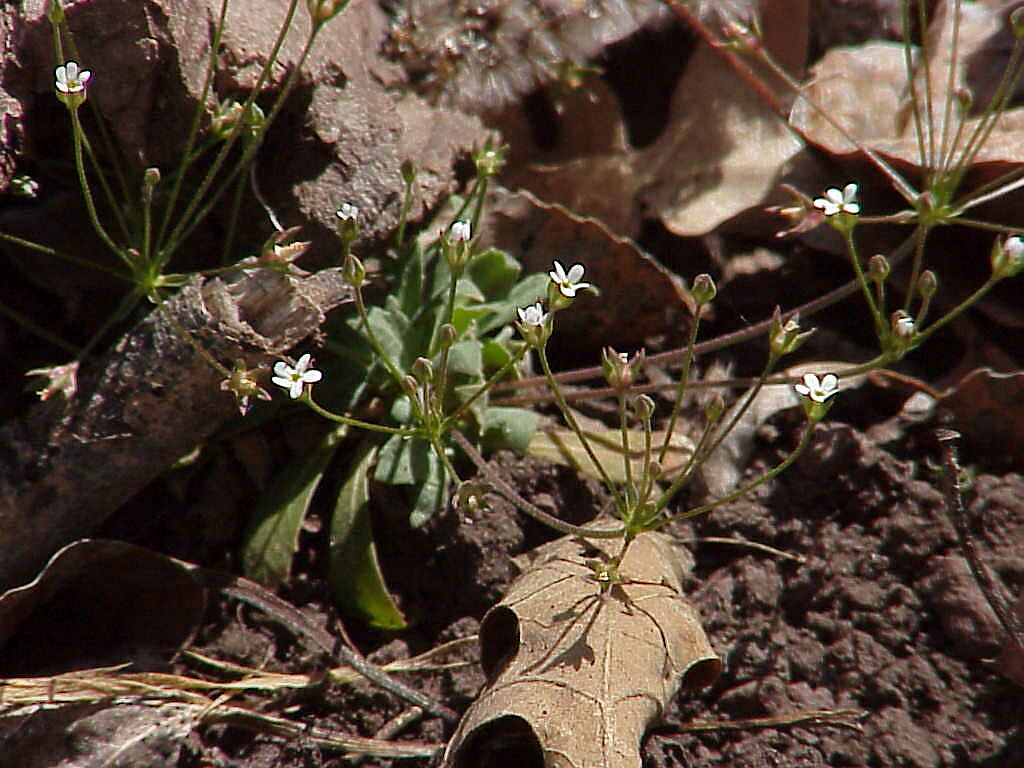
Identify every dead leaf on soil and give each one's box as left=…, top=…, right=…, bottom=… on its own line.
left=0, top=540, right=206, bottom=675
left=636, top=41, right=805, bottom=237
left=482, top=188, right=695, bottom=348
left=790, top=4, right=1024, bottom=188
left=443, top=527, right=721, bottom=768
left=937, top=368, right=1024, bottom=471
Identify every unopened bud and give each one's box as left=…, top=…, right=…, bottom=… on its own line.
left=142, top=167, right=160, bottom=204
left=343, top=254, right=365, bottom=287
left=411, top=357, right=434, bottom=384
left=917, top=270, right=938, bottom=299
left=992, top=235, right=1024, bottom=279
left=632, top=394, right=655, bottom=421
left=866, top=254, right=890, bottom=283
left=401, top=375, right=420, bottom=398
left=401, top=159, right=418, bottom=186
left=705, top=393, right=725, bottom=422
left=602, top=347, right=642, bottom=391
left=691, top=273, right=717, bottom=305
left=769, top=308, right=812, bottom=359
left=47, top=0, right=65, bottom=25
left=439, top=323, right=458, bottom=348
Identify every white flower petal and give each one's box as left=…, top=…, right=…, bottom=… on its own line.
left=551, top=260, right=569, bottom=283
left=566, top=263, right=585, bottom=283
left=273, top=361, right=293, bottom=378
left=295, top=353, right=313, bottom=373
left=794, top=383, right=811, bottom=396
left=801, top=373, right=821, bottom=390
left=821, top=373, right=838, bottom=391
left=289, top=380, right=304, bottom=399
left=66, top=61, right=80, bottom=80
left=842, top=183, right=858, bottom=203
left=825, top=188, right=844, bottom=204
left=303, top=369, right=323, bottom=384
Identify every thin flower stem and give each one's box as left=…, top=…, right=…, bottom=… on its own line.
left=916, top=0, right=937, bottom=170
left=914, top=275, right=1000, bottom=344
left=902, top=224, right=931, bottom=314
left=937, top=0, right=963, bottom=172
left=431, top=275, right=461, bottom=407
left=352, top=284, right=408, bottom=388
left=445, top=346, right=528, bottom=426
left=304, top=394, right=421, bottom=436
left=841, top=228, right=886, bottom=339
left=617, top=392, right=633, bottom=493
left=159, top=0, right=305, bottom=264
left=901, top=0, right=929, bottom=172
left=538, top=346, right=626, bottom=511
left=493, top=228, right=920, bottom=394
left=0, top=232, right=126, bottom=278
left=0, top=299, right=78, bottom=354
left=657, top=420, right=817, bottom=527
left=659, top=304, right=702, bottom=465
left=652, top=404, right=720, bottom=517
left=156, top=0, right=231, bottom=249
left=69, top=108, right=128, bottom=266
left=450, top=429, right=626, bottom=539
left=429, top=436, right=461, bottom=487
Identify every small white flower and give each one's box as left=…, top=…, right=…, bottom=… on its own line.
left=794, top=372, right=840, bottom=404
left=271, top=353, right=323, bottom=399
left=55, top=61, right=92, bottom=94
left=336, top=203, right=358, bottom=222
left=548, top=260, right=591, bottom=298
left=813, top=183, right=860, bottom=217
left=450, top=220, right=471, bottom=242
left=516, top=302, right=548, bottom=327
left=1005, top=235, right=1024, bottom=260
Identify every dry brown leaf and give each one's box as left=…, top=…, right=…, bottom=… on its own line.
left=790, top=4, right=1024, bottom=180
left=483, top=188, right=696, bottom=348
left=0, top=540, right=206, bottom=675
left=443, top=528, right=721, bottom=768
left=637, top=41, right=804, bottom=237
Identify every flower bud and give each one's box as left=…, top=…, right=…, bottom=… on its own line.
left=412, top=356, right=434, bottom=385
left=917, top=269, right=938, bottom=299
left=401, top=159, right=418, bottom=186
left=602, top=347, right=643, bottom=391
left=439, top=323, right=458, bottom=349
left=343, top=254, right=366, bottom=287
left=866, top=254, right=890, bottom=283
left=142, top=167, right=161, bottom=204
left=691, top=273, right=717, bottom=305
left=704, top=393, right=725, bottom=423
left=632, top=394, right=655, bottom=422
left=307, top=0, right=349, bottom=25
left=992, top=235, right=1024, bottom=279
left=47, top=0, right=65, bottom=24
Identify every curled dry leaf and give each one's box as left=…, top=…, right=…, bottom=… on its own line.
left=443, top=527, right=721, bottom=768
left=0, top=539, right=206, bottom=675
left=790, top=3, right=1024, bottom=185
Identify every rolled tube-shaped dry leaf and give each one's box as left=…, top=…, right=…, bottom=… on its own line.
left=444, top=527, right=721, bottom=768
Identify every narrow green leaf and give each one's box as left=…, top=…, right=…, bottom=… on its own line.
left=409, top=450, right=449, bottom=527
left=328, top=442, right=407, bottom=630
left=241, top=426, right=345, bottom=585
left=446, top=339, right=483, bottom=378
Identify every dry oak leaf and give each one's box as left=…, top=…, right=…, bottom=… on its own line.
left=443, top=527, right=721, bottom=768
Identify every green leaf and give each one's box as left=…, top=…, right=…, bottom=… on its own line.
left=241, top=426, right=345, bottom=586
left=409, top=450, right=449, bottom=527
left=374, top=434, right=431, bottom=486
left=475, top=273, right=549, bottom=335
left=446, top=339, right=483, bottom=378
left=328, top=442, right=407, bottom=630
left=397, top=244, right=426, bottom=317
left=468, top=248, right=521, bottom=300
left=482, top=407, right=539, bottom=453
